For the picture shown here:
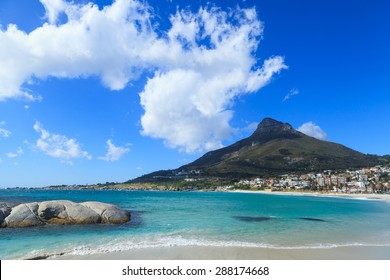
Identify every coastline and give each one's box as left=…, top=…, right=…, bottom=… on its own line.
left=230, top=189, right=390, bottom=202
left=53, top=245, right=390, bottom=260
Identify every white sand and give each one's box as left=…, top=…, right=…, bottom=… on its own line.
left=54, top=245, right=390, bottom=260
left=231, top=190, right=390, bottom=202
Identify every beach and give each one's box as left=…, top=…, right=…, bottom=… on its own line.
left=54, top=245, right=390, bottom=260
left=232, top=189, right=390, bottom=202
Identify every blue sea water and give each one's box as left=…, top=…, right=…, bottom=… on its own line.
left=1, top=189, right=390, bottom=259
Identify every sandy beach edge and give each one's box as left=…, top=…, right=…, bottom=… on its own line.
left=52, top=245, right=390, bottom=260
left=229, top=190, right=390, bottom=202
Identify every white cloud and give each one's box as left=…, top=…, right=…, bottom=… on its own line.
left=33, top=121, right=92, bottom=161
left=98, top=139, right=130, bottom=161
left=297, top=122, right=328, bottom=140
left=140, top=69, right=235, bottom=152
left=0, top=0, right=155, bottom=100
left=283, top=88, right=299, bottom=102
left=140, top=7, right=287, bottom=153
left=0, top=128, right=11, bottom=138
left=7, top=147, right=23, bottom=158
left=40, top=0, right=68, bottom=24
left=240, top=122, right=259, bottom=135
left=0, top=121, right=11, bottom=138
left=1, top=0, right=287, bottom=153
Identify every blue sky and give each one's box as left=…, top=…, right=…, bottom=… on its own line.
left=0, top=0, right=389, bottom=188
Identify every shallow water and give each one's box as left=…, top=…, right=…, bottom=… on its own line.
left=1, top=189, right=390, bottom=259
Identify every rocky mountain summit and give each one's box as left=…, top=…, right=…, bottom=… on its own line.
left=0, top=200, right=130, bottom=228
left=251, top=118, right=295, bottom=134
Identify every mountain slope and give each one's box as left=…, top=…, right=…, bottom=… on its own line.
left=136, top=118, right=387, bottom=180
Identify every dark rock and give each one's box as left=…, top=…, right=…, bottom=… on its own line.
left=0, top=203, right=13, bottom=227
left=253, top=118, right=294, bottom=134
left=298, top=217, right=327, bottom=222
left=0, top=210, right=5, bottom=227
left=233, top=216, right=273, bottom=222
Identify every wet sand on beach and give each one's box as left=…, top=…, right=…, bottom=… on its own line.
left=232, top=190, right=390, bottom=202
left=54, top=245, right=390, bottom=260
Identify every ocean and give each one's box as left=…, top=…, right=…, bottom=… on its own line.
left=1, top=189, right=390, bottom=259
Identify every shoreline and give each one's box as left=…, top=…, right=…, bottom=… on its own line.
left=52, top=245, right=390, bottom=260
left=3, top=187, right=389, bottom=202
left=230, top=189, right=390, bottom=202
left=2, top=187, right=390, bottom=203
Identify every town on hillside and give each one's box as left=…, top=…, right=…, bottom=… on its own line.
left=232, top=165, right=390, bottom=194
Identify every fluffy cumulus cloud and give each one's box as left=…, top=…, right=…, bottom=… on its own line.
left=0, top=0, right=155, bottom=100
left=7, top=147, right=24, bottom=158
left=140, top=7, right=287, bottom=152
left=33, top=121, right=91, bottom=161
left=0, top=0, right=287, bottom=153
left=0, top=128, right=9, bottom=137
left=0, top=121, right=11, bottom=138
left=40, top=0, right=68, bottom=24
left=297, top=122, right=328, bottom=140
left=98, top=139, right=130, bottom=161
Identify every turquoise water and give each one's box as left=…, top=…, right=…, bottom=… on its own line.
left=1, top=189, right=390, bottom=259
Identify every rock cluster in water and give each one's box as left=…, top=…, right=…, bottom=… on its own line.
left=0, top=200, right=130, bottom=228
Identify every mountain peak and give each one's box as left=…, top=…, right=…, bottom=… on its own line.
left=253, top=118, right=294, bottom=135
